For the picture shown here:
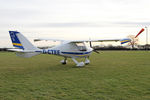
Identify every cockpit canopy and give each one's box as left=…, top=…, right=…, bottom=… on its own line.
left=75, top=42, right=87, bottom=51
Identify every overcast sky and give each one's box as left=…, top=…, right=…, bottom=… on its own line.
left=0, top=0, right=150, bottom=47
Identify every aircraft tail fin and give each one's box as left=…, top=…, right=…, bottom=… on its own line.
left=9, top=31, right=38, bottom=50
left=9, top=31, right=41, bottom=58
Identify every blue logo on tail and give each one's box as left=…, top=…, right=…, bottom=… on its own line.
left=9, top=31, right=24, bottom=49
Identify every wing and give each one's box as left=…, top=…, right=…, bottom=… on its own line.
left=69, top=38, right=131, bottom=45
left=70, top=39, right=120, bottom=43
left=34, top=38, right=131, bottom=44
left=34, top=28, right=144, bottom=45
left=34, top=38, right=65, bottom=42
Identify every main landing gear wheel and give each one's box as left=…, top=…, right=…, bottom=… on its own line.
left=60, top=58, right=67, bottom=65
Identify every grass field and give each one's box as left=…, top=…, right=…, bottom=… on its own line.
left=0, top=51, right=150, bottom=100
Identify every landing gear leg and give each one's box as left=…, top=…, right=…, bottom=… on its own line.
left=60, top=57, right=67, bottom=65
left=85, top=57, right=90, bottom=65
left=72, top=58, right=85, bottom=67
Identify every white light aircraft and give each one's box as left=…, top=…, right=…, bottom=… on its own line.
left=8, top=29, right=144, bottom=67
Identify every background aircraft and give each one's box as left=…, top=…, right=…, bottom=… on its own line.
left=8, top=29, right=144, bottom=67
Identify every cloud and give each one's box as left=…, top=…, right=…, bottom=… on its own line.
left=0, top=8, right=39, bottom=19
left=116, top=21, right=150, bottom=26
left=31, top=22, right=104, bottom=28
left=31, top=21, right=150, bottom=28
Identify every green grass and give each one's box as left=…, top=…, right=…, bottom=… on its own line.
left=0, top=51, right=150, bottom=100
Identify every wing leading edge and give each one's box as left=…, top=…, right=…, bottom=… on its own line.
left=34, top=38, right=131, bottom=44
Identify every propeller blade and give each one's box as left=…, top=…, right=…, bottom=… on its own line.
left=89, top=41, right=92, bottom=48
left=93, top=49, right=100, bottom=54
left=89, top=41, right=100, bottom=54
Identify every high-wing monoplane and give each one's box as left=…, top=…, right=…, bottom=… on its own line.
left=8, top=28, right=144, bottom=67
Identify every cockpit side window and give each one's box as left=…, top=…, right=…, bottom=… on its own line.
left=75, top=42, right=87, bottom=51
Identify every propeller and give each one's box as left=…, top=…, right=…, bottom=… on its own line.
left=89, top=41, right=100, bottom=54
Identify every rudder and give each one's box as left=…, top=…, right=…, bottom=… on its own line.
left=9, top=31, right=38, bottom=50
left=9, top=31, right=24, bottom=49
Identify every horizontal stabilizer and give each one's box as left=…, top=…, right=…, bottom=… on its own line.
left=7, top=49, right=24, bottom=52
left=16, top=52, right=40, bottom=58
left=7, top=49, right=39, bottom=53
left=7, top=49, right=41, bottom=58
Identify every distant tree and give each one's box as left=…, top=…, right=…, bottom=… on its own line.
left=127, top=35, right=139, bottom=49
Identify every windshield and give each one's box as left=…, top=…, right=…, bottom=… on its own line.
left=75, top=42, right=87, bottom=51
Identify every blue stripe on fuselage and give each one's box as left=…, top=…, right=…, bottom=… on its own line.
left=35, top=51, right=42, bottom=53
left=61, top=51, right=91, bottom=55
